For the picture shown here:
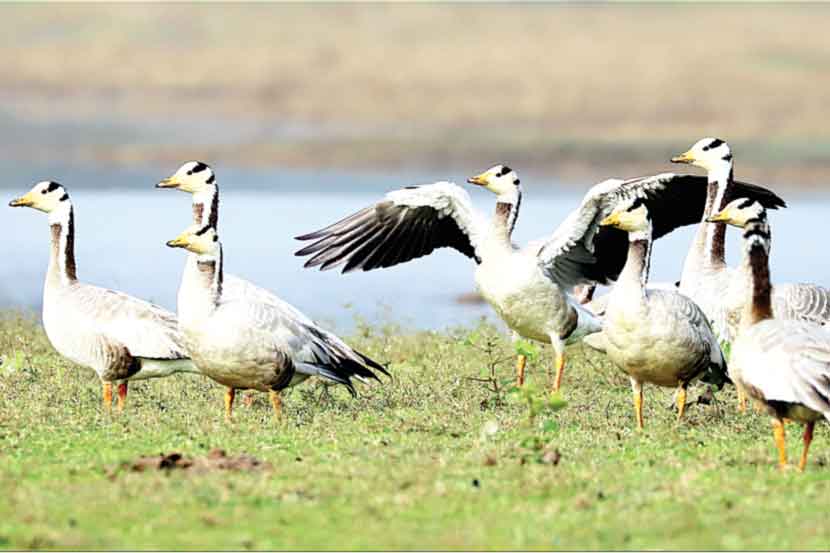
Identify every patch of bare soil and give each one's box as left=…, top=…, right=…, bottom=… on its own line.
left=114, top=448, right=271, bottom=476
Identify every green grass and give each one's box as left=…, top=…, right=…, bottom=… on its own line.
left=1, top=312, right=829, bottom=550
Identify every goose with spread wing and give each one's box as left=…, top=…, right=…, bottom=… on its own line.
left=8, top=181, right=200, bottom=411
left=295, top=165, right=780, bottom=392
left=708, top=198, right=830, bottom=471
left=582, top=140, right=787, bottom=320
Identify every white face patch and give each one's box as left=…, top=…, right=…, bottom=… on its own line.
left=172, top=161, right=215, bottom=193
left=483, top=165, right=520, bottom=198
left=26, top=180, right=70, bottom=214
left=689, top=137, right=733, bottom=172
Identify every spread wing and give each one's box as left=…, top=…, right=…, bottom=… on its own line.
left=537, top=173, right=786, bottom=289
left=295, top=182, right=488, bottom=272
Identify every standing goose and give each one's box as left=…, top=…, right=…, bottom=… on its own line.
left=157, top=161, right=388, bottom=404
left=157, top=161, right=276, bottom=305
left=708, top=199, right=830, bottom=471
left=164, top=224, right=388, bottom=420
left=9, top=181, right=199, bottom=411
left=294, top=165, right=774, bottom=391
left=582, top=139, right=786, bottom=320
left=598, top=199, right=725, bottom=429
left=669, top=138, right=802, bottom=345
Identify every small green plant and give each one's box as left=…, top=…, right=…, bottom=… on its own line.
left=508, top=383, right=567, bottom=423
left=463, top=329, right=514, bottom=405
left=513, top=339, right=540, bottom=361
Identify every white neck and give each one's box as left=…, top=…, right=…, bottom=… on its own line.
left=486, top=186, right=522, bottom=250
left=707, top=161, right=733, bottom=188
left=619, top=227, right=652, bottom=294
left=192, top=185, right=219, bottom=229
left=178, top=246, right=223, bottom=327
left=46, top=202, right=77, bottom=287
left=680, top=161, right=732, bottom=289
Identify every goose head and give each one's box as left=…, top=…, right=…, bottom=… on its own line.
left=9, top=180, right=70, bottom=214
left=166, top=225, right=220, bottom=256
left=599, top=198, right=651, bottom=234
left=467, top=164, right=521, bottom=201
left=157, top=161, right=216, bottom=193
left=671, top=137, right=733, bottom=172
left=707, top=198, right=766, bottom=228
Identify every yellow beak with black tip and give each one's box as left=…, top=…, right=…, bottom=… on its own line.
left=599, top=212, right=621, bottom=227
left=671, top=150, right=696, bottom=164
left=467, top=172, right=491, bottom=187
left=156, top=176, right=181, bottom=189
left=166, top=232, right=191, bottom=249
left=9, top=192, right=35, bottom=208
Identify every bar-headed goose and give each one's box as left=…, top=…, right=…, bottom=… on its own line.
left=670, top=138, right=791, bottom=346
left=157, top=161, right=275, bottom=306
left=598, top=199, right=726, bottom=429
left=295, top=165, right=774, bottom=392
left=583, top=140, right=786, bottom=320
left=166, top=225, right=388, bottom=420
left=157, top=161, right=388, bottom=403
left=708, top=199, right=830, bottom=471
left=8, top=181, right=199, bottom=411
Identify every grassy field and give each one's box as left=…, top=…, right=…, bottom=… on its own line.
left=1, top=313, right=829, bottom=550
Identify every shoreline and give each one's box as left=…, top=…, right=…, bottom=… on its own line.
left=2, top=129, right=827, bottom=190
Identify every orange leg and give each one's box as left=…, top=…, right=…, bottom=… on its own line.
left=676, top=386, right=688, bottom=422
left=269, top=390, right=282, bottom=419
left=736, top=386, right=747, bottom=413
left=516, top=354, right=527, bottom=387
left=772, top=418, right=788, bottom=470
left=224, top=388, right=236, bottom=421
left=631, top=378, right=644, bottom=430
left=798, top=421, right=815, bottom=472
left=552, top=351, right=565, bottom=393
left=117, top=382, right=128, bottom=412
left=102, top=382, right=113, bottom=412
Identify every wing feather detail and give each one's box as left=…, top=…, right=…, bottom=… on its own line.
left=537, top=174, right=786, bottom=289
left=296, top=182, right=487, bottom=272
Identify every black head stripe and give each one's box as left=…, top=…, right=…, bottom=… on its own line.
left=722, top=153, right=733, bottom=162
left=59, top=193, right=69, bottom=202
left=206, top=173, right=216, bottom=185
left=498, top=166, right=512, bottom=177
left=46, top=181, right=62, bottom=193
left=627, top=197, right=647, bottom=212
left=736, top=198, right=753, bottom=210
left=743, top=224, right=770, bottom=241
left=187, top=162, right=209, bottom=176
left=194, top=225, right=212, bottom=237
left=702, top=138, right=725, bottom=152
left=513, top=178, right=520, bottom=186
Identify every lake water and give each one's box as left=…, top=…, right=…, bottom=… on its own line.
left=2, top=164, right=828, bottom=332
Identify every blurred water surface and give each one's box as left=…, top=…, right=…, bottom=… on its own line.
left=2, top=164, right=827, bottom=332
